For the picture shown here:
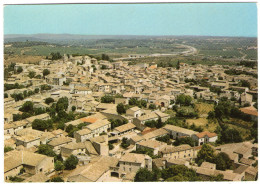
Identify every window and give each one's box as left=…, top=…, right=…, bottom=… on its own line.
left=40, top=168, right=43, bottom=172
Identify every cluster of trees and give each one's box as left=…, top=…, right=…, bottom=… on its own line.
left=238, top=80, right=251, bottom=88
left=32, top=119, right=53, bottom=131
left=4, top=62, right=16, bottom=79
left=101, top=54, right=110, bottom=61
left=129, top=98, right=147, bottom=108
left=214, top=124, right=242, bottom=144
left=4, top=146, right=14, bottom=153
left=184, top=78, right=210, bottom=88
left=176, top=108, right=198, bottom=119
left=175, top=94, right=193, bottom=106
left=50, top=52, right=62, bottom=60
left=132, top=147, right=160, bottom=159
left=43, top=69, right=50, bottom=77
left=144, top=118, right=165, bottom=129
left=109, top=118, right=128, bottom=129
left=196, top=144, right=233, bottom=171
left=13, top=101, right=46, bottom=121
left=209, top=86, right=222, bottom=95
left=101, top=95, right=115, bottom=103
left=238, top=61, right=257, bottom=68
left=28, top=71, right=36, bottom=79
left=148, top=104, right=156, bottom=110
left=116, top=103, right=127, bottom=114
left=134, top=164, right=219, bottom=182
left=120, top=137, right=130, bottom=149
left=41, top=84, right=52, bottom=91
left=37, top=144, right=78, bottom=171
left=65, top=123, right=87, bottom=137
left=11, top=88, right=37, bottom=102
left=45, top=97, right=55, bottom=105
left=173, top=137, right=197, bottom=147
left=4, top=83, right=25, bottom=91
left=208, top=98, right=252, bottom=122
left=165, top=117, right=203, bottom=132
left=224, top=69, right=257, bottom=78
left=156, top=134, right=171, bottom=144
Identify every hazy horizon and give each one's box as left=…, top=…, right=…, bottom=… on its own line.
left=4, top=3, right=257, bottom=37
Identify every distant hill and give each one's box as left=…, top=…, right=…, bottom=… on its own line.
left=4, top=34, right=157, bottom=44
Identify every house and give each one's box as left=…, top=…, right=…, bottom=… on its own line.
left=118, top=153, right=152, bottom=175
left=4, top=150, right=54, bottom=181
left=194, top=166, right=243, bottom=181
left=67, top=156, right=119, bottom=182
left=74, top=128, right=93, bottom=143
left=129, top=135, right=145, bottom=145
left=239, top=106, right=258, bottom=122
left=233, top=165, right=258, bottom=181
left=142, top=128, right=169, bottom=140
left=192, top=131, right=218, bottom=145
left=25, top=113, right=51, bottom=124
left=15, top=134, right=41, bottom=148
left=136, top=139, right=167, bottom=155
left=112, top=123, right=136, bottom=136
left=163, top=124, right=197, bottom=139
left=159, top=144, right=195, bottom=160
left=60, top=141, right=98, bottom=159
left=126, top=106, right=144, bottom=118
left=48, top=136, right=73, bottom=153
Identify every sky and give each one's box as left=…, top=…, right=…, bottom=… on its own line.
left=4, top=3, right=257, bottom=37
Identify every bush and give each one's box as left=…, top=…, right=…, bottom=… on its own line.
left=64, top=155, right=78, bottom=170
left=50, top=177, right=64, bottom=182
left=32, top=119, right=53, bottom=131
left=45, top=97, right=54, bottom=105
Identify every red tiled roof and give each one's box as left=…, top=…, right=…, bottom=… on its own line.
left=80, top=117, right=98, bottom=124
left=141, top=127, right=157, bottom=135
left=196, top=131, right=217, bottom=138
left=240, top=106, right=258, bottom=116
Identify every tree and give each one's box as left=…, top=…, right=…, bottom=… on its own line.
left=4, top=93, right=8, bottom=98
left=101, top=95, right=114, bottom=103
left=64, top=155, right=78, bottom=170
left=19, top=101, right=34, bottom=113
left=55, top=160, right=65, bottom=171
left=149, top=104, right=156, bottom=110
left=173, top=137, right=196, bottom=147
left=176, top=94, right=192, bottom=106
left=37, top=144, right=56, bottom=157
left=121, top=137, right=130, bottom=149
left=56, top=97, right=69, bottom=112
left=161, top=165, right=198, bottom=181
left=43, top=69, right=50, bottom=77
left=176, top=60, right=180, bottom=70
left=50, top=177, right=64, bottom=182
left=134, top=168, right=154, bottom=182
left=71, top=106, right=76, bottom=112
left=16, top=66, right=23, bottom=73
left=4, top=146, right=14, bottom=153
left=45, top=97, right=55, bottom=105
left=196, top=144, right=215, bottom=166
left=117, top=103, right=126, bottom=114
left=28, top=71, right=36, bottom=79
left=34, top=88, right=39, bottom=93
left=32, top=119, right=53, bottom=131
left=214, top=152, right=232, bottom=170
left=209, top=174, right=224, bottom=181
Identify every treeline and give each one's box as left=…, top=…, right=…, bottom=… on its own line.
left=237, top=61, right=257, bottom=68
left=134, top=164, right=224, bottom=182
left=6, top=41, right=50, bottom=48
left=224, top=69, right=257, bottom=78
